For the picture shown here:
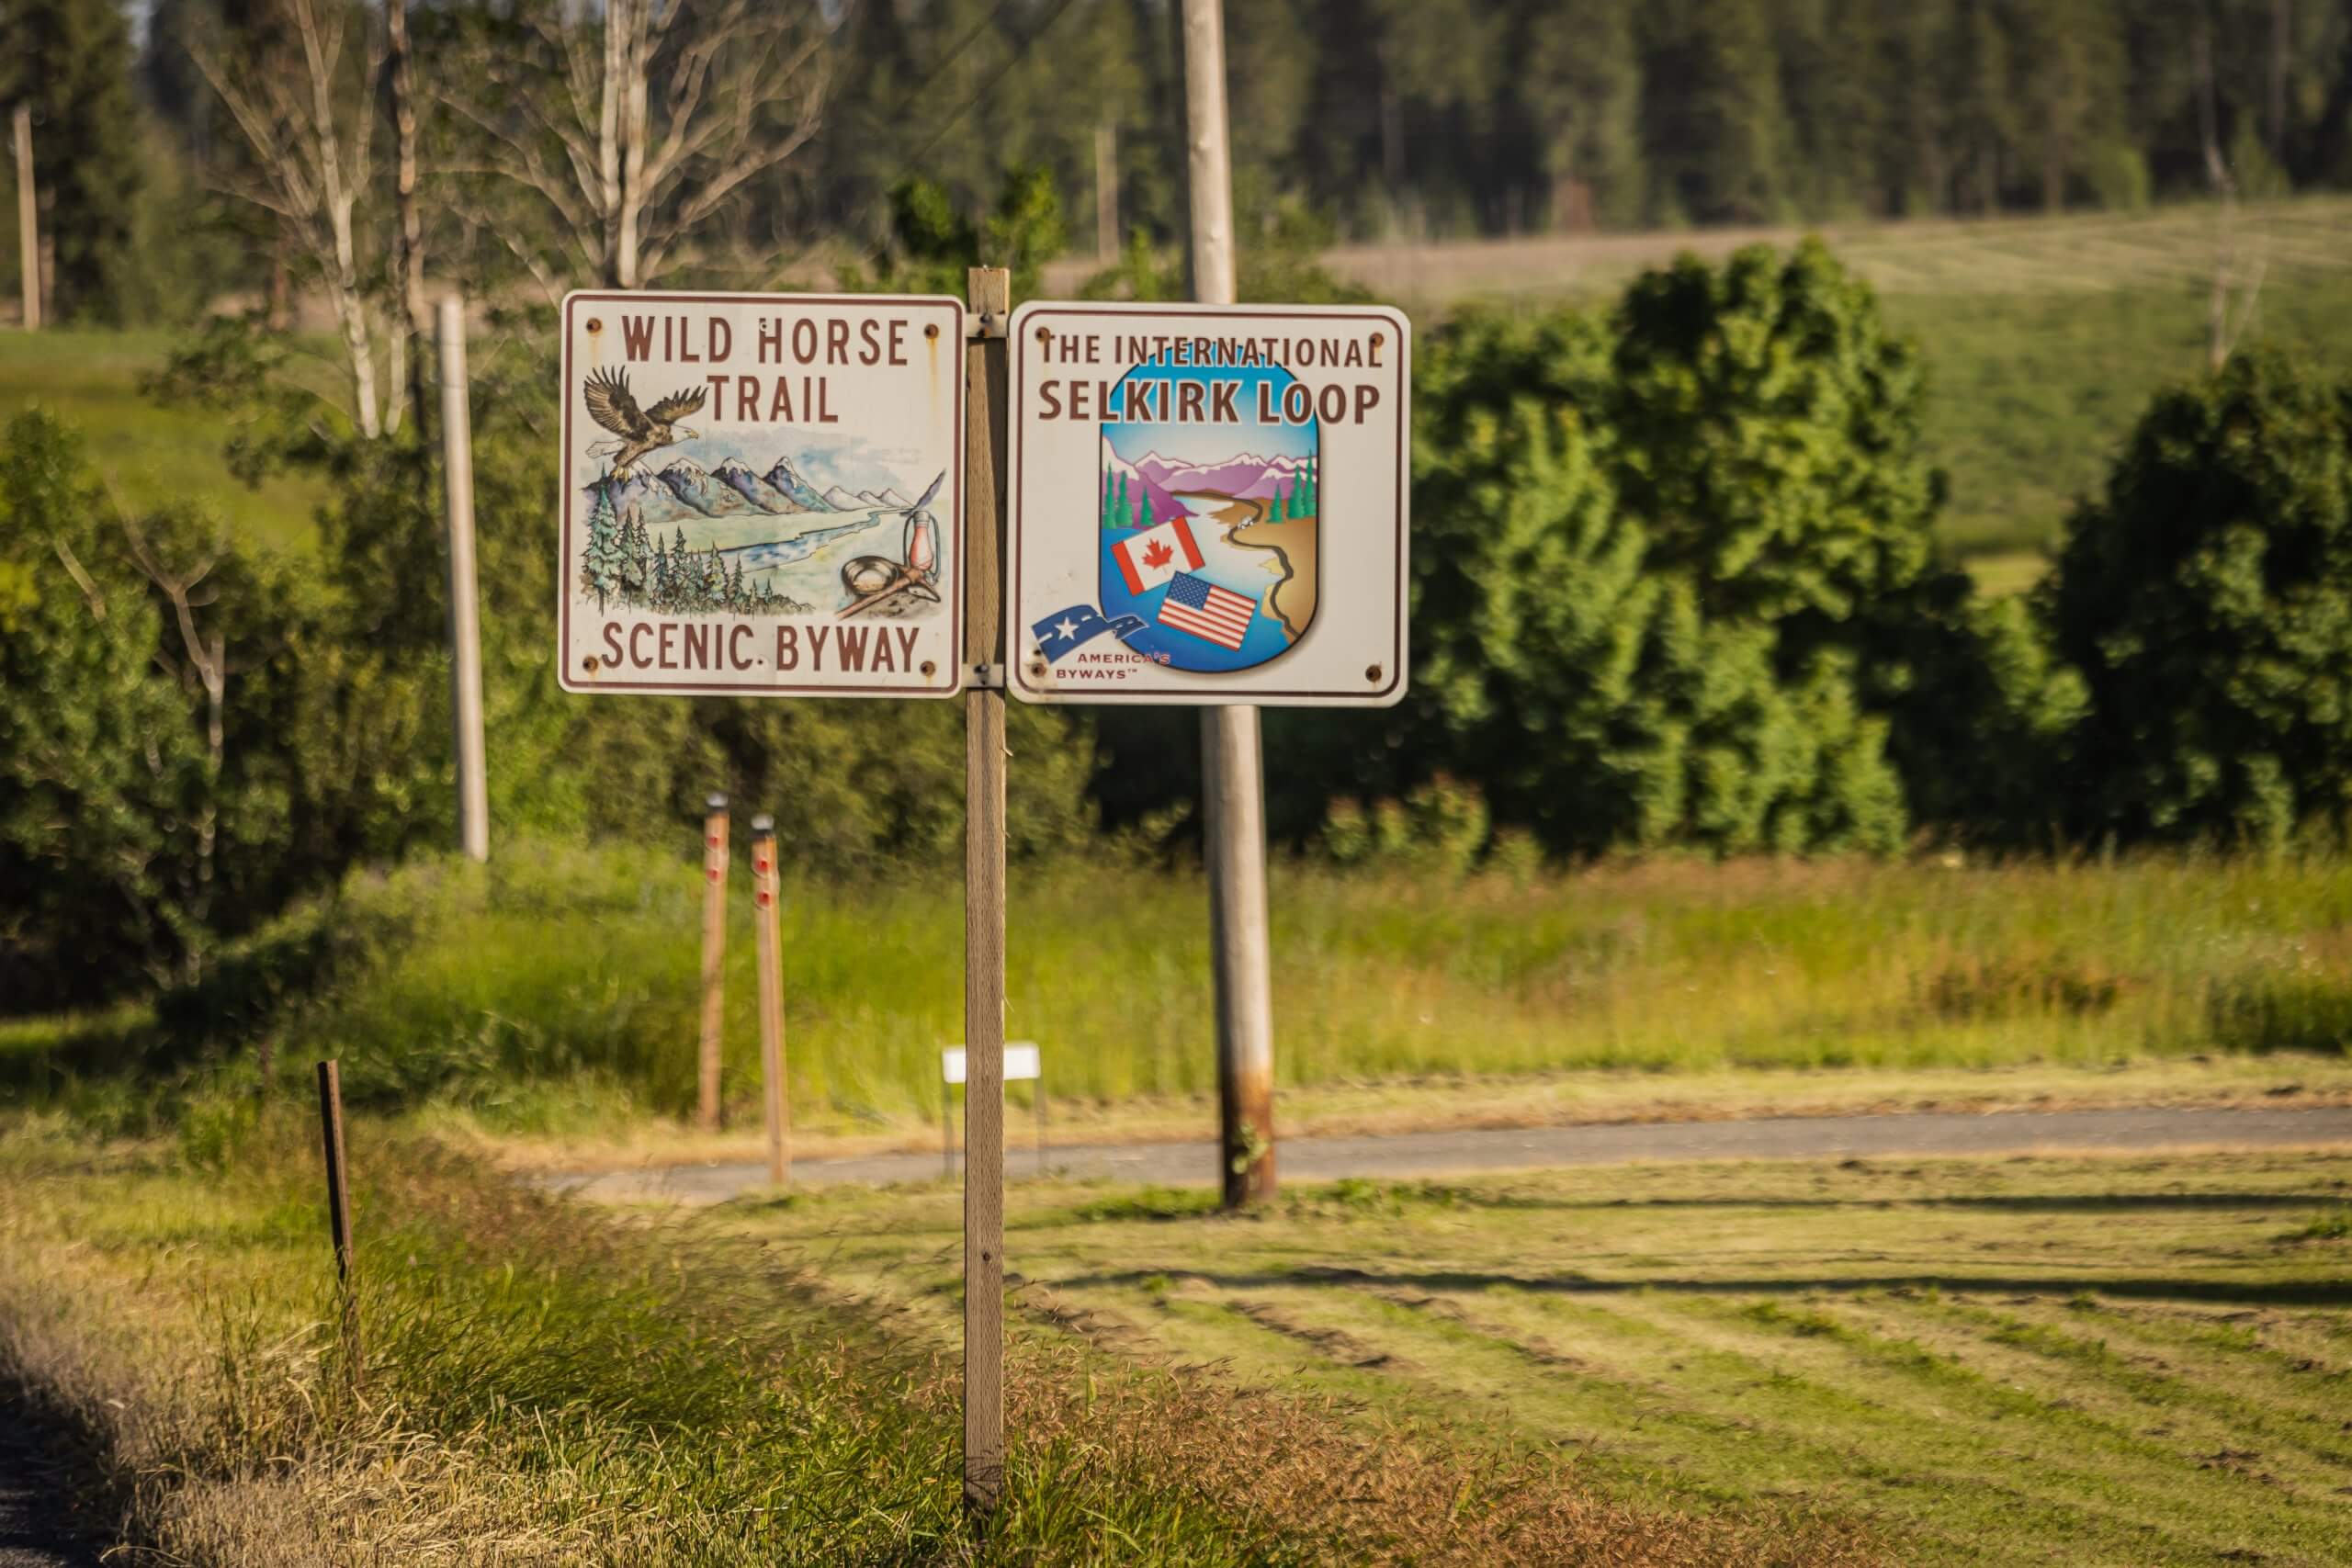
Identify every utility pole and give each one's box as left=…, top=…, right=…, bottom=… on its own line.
left=12, top=103, right=36, bottom=331
left=435, top=298, right=490, bottom=862
left=1180, top=0, right=1277, bottom=1208
left=1094, top=122, right=1118, bottom=260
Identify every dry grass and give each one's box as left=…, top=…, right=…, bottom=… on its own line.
left=0, top=1122, right=1879, bottom=1564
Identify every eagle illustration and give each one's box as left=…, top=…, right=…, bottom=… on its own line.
left=582, top=367, right=707, bottom=478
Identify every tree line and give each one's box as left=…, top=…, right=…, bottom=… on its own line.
left=9, top=0, right=2352, bottom=329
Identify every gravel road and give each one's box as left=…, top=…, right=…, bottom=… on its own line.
left=544, top=1103, right=2352, bottom=1206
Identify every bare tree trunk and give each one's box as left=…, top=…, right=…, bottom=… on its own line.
left=2269, top=0, right=2291, bottom=164
left=617, top=0, right=648, bottom=288
left=2196, top=17, right=2266, bottom=369
left=1094, top=121, right=1117, bottom=259
left=1378, top=70, right=1405, bottom=206
left=599, top=0, right=625, bottom=287
left=389, top=0, right=428, bottom=434
left=293, top=0, right=380, bottom=435
left=268, top=237, right=291, bottom=331
left=327, top=196, right=381, bottom=436
left=121, top=519, right=227, bottom=987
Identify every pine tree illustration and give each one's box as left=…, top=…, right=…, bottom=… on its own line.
left=582, top=489, right=623, bottom=610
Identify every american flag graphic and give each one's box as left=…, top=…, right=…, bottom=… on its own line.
left=1156, top=571, right=1258, bottom=650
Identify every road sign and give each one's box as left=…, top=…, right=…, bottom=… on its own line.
left=942, top=1043, right=1041, bottom=1084
left=558, top=290, right=967, bottom=697
left=1005, top=300, right=1410, bottom=706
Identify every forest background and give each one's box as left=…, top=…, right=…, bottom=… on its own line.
left=6, top=0, right=2352, bottom=1050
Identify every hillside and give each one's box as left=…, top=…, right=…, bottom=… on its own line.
left=13, top=197, right=2352, bottom=579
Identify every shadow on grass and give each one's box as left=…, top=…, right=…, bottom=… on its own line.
left=1054, top=1264, right=2352, bottom=1309
left=1013, top=1186, right=2352, bottom=1228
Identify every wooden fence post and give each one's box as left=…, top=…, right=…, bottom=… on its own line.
left=751, top=814, right=788, bottom=1187
left=314, top=1060, right=360, bottom=1385
left=698, top=793, right=729, bottom=1133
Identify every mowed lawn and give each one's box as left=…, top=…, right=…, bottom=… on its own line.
left=722, top=1151, right=2352, bottom=1565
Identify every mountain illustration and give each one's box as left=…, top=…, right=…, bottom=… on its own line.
left=877, top=487, right=915, bottom=509
left=1133, top=451, right=1306, bottom=501
left=658, top=457, right=755, bottom=516
left=713, top=455, right=807, bottom=514
left=1100, top=435, right=1183, bottom=526
left=587, top=469, right=701, bottom=528
left=857, top=489, right=892, bottom=508
left=763, top=457, right=831, bottom=513
left=822, top=485, right=872, bottom=512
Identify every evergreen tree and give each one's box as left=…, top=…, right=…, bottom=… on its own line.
left=619, top=514, right=648, bottom=603
left=1131, top=491, right=1146, bottom=528
left=1523, top=0, right=1645, bottom=229
left=582, top=491, right=623, bottom=610
left=3, top=0, right=143, bottom=321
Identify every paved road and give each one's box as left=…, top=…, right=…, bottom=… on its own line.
left=545, top=1104, right=2352, bottom=1206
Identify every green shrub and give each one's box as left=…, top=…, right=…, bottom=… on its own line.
left=2047, top=351, right=2352, bottom=845
left=0, top=411, right=424, bottom=1005
left=1399, top=244, right=1949, bottom=855
left=2208, top=969, right=2352, bottom=1055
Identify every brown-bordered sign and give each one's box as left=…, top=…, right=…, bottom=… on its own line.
left=1006, top=300, right=1409, bottom=707
left=558, top=290, right=966, bottom=698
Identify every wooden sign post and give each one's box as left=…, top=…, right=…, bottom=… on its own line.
left=962, top=265, right=1011, bottom=1516
left=750, top=813, right=789, bottom=1187
left=697, top=793, right=729, bottom=1132
left=313, top=1059, right=360, bottom=1385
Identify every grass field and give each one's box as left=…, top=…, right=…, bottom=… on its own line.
left=0, top=1124, right=1863, bottom=1564
left=12, top=840, right=2352, bottom=1156
left=0, top=328, right=325, bottom=547
left=722, top=1149, right=2352, bottom=1565
left=1310, top=196, right=2352, bottom=577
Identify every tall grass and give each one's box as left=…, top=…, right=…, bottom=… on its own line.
left=30, top=839, right=2343, bottom=1132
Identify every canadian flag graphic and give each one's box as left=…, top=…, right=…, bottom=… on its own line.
left=1111, top=515, right=1205, bottom=594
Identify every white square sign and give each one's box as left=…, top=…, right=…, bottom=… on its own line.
left=558, top=291, right=966, bottom=697
left=1006, top=301, right=1410, bottom=706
